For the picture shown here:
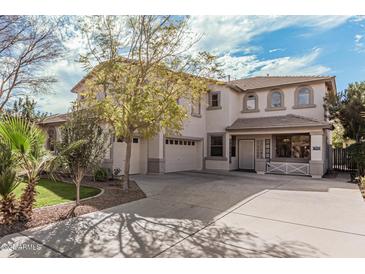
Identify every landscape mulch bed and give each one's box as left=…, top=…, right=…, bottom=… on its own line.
left=0, top=179, right=146, bottom=238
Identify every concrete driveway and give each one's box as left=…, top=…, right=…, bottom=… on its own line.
left=1, top=171, right=365, bottom=257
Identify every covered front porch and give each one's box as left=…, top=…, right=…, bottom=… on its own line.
left=226, top=115, right=331, bottom=178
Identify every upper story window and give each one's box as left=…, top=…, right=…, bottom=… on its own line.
left=191, top=99, right=201, bottom=117
left=294, top=86, right=315, bottom=108
left=266, top=90, right=286, bottom=111
left=211, top=93, right=219, bottom=107
left=207, top=91, right=222, bottom=110
left=298, top=88, right=310, bottom=105
left=242, top=93, right=258, bottom=112
left=271, top=91, right=283, bottom=107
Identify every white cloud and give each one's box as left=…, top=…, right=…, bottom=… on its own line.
left=351, top=16, right=365, bottom=23
left=355, top=34, right=363, bottom=42
left=35, top=58, right=84, bottom=114
left=189, top=15, right=349, bottom=54
left=36, top=16, right=347, bottom=113
left=34, top=33, right=86, bottom=114
left=269, top=48, right=285, bottom=53
left=218, top=48, right=330, bottom=80
left=355, top=34, right=365, bottom=52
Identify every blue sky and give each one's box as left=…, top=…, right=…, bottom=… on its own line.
left=36, top=15, right=365, bottom=114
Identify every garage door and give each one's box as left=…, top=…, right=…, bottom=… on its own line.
left=165, top=138, right=202, bottom=172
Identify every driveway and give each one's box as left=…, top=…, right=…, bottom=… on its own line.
left=1, top=171, right=365, bottom=257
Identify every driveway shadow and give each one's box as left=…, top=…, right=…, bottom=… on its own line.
left=2, top=208, right=324, bottom=258
left=2, top=171, right=356, bottom=258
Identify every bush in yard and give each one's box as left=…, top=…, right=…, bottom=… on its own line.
left=0, top=116, right=55, bottom=221
left=0, top=142, right=19, bottom=224
left=55, top=105, right=109, bottom=207
left=325, top=81, right=365, bottom=143
left=94, top=168, right=108, bottom=182
left=348, top=142, right=365, bottom=176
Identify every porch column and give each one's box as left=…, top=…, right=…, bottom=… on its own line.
left=147, top=132, right=165, bottom=173
left=309, top=130, right=325, bottom=178
left=255, top=159, right=267, bottom=174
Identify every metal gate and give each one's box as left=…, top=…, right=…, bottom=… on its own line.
left=328, top=147, right=357, bottom=172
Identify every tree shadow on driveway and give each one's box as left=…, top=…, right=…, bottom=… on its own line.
left=4, top=171, right=355, bottom=258
left=1, top=207, right=325, bottom=258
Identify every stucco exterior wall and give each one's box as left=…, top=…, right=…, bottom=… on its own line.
left=44, top=76, right=334, bottom=177
left=234, top=82, right=327, bottom=122
left=205, top=85, right=232, bottom=133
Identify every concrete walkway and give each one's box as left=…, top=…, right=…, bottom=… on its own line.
left=1, top=171, right=365, bottom=257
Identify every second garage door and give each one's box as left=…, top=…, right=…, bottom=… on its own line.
left=165, top=138, right=202, bottom=172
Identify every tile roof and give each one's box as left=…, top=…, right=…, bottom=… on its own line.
left=226, top=114, right=330, bottom=131
left=227, top=76, right=333, bottom=91
left=38, top=113, right=69, bottom=125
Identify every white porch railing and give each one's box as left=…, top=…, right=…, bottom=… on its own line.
left=266, top=161, right=310, bottom=176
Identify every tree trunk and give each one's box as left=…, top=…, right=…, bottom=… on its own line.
left=74, top=170, right=84, bottom=206
left=0, top=194, right=18, bottom=225
left=76, top=182, right=80, bottom=205
left=64, top=177, right=82, bottom=219
left=123, top=138, right=132, bottom=191
left=18, top=177, right=38, bottom=222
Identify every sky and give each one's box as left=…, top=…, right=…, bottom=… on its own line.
left=35, top=15, right=365, bottom=114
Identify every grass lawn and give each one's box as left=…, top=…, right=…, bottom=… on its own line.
left=14, top=178, right=101, bottom=208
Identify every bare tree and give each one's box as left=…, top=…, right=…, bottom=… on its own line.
left=0, top=16, right=64, bottom=111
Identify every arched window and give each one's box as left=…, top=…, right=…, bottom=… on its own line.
left=295, top=86, right=314, bottom=107
left=47, top=128, right=56, bottom=151
left=242, top=93, right=258, bottom=112
left=266, top=90, right=285, bottom=111
left=271, top=91, right=283, bottom=108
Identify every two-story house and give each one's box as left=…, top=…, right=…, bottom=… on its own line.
left=39, top=75, right=336, bottom=178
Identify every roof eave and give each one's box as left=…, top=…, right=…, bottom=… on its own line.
left=228, top=77, right=333, bottom=93
left=226, top=124, right=331, bottom=131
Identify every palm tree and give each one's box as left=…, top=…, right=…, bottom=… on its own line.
left=0, top=142, right=19, bottom=224
left=0, top=116, right=54, bottom=221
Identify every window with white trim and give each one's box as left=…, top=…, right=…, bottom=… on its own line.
left=208, top=91, right=221, bottom=109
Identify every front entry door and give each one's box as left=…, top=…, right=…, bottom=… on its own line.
left=239, top=139, right=255, bottom=170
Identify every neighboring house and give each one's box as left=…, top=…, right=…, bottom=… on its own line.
left=39, top=75, right=336, bottom=178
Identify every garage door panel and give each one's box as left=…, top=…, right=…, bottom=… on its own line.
left=165, top=139, right=201, bottom=172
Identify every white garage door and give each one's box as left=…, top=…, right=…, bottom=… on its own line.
left=165, top=138, right=202, bottom=172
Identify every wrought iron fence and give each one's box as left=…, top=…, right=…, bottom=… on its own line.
left=328, top=147, right=357, bottom=172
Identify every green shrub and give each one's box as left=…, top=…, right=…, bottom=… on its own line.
left=94, top=167, right=108, bottom=182
left=348, top=142, right=365, bottom=176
